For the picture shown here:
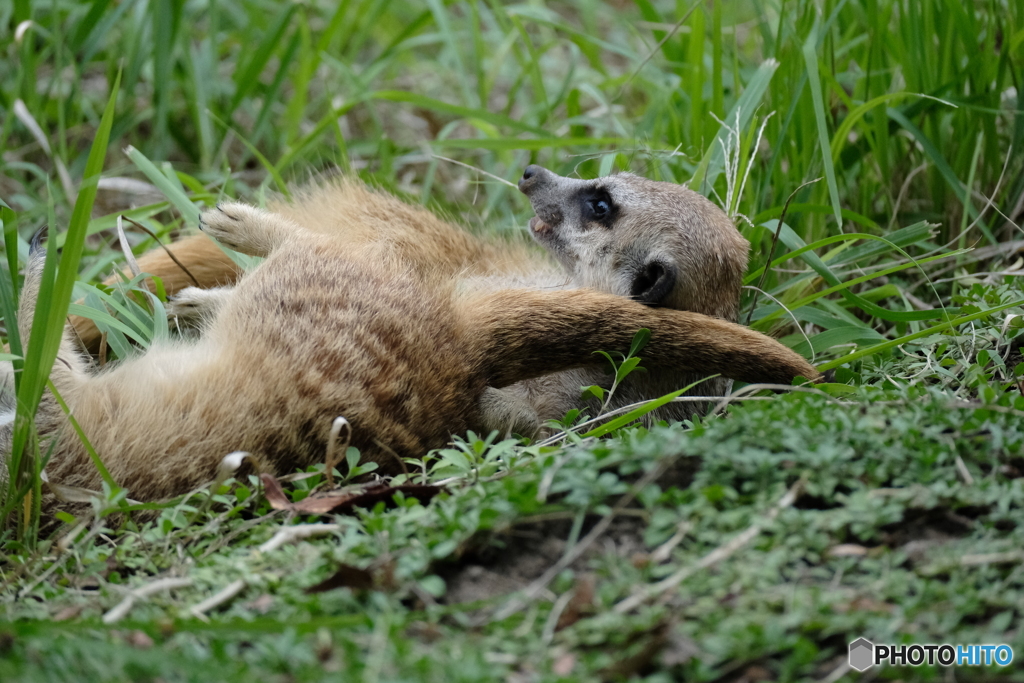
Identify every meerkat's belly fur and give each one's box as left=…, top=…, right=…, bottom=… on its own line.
left=43, top=218, right=491, bottom=501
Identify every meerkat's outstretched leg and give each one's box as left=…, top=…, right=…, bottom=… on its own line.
left=461, top=288, right=821, bottom=389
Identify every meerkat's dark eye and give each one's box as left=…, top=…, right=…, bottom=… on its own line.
left=587, top=198, right=609, bottom=217
left=581, top=190, right=616, bottom=227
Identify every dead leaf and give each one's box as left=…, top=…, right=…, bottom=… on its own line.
left=315, top=483, right=442, bottom=514
left=556, top=574, right=596, bottom=631
left=306, top=557, right=399, bottom=594
left=261, top=473, right=292, bottom=510
left=260, top=475, right=442, bottom=515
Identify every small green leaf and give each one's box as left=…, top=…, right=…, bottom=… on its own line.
left=628, top=328, right=651, bottom=357
left=345, top=446, right=362, bottom=472
left=615, top=356, right=645, bottom=383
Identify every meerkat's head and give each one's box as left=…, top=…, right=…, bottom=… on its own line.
left=519, top=165, right=749, bottom=321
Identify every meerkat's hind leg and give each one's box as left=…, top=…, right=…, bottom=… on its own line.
left=199, top=203, right=300, bottom=257
left=478, top=386, right=542, bottom=439
left=166, top=285, right=234, bottom=331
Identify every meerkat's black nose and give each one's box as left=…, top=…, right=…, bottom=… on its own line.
left=519, top=164, right=545, bottom=194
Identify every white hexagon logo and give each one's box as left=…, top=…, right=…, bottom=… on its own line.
left=849, top=638, right=875, bottom=672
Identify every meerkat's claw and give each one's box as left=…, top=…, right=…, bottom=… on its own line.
left=198, top=203, right=258, bottom=252
left=166, top=286, right=234, bottom=328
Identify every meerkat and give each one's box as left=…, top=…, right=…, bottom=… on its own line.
left=70, top=166, right=754, bottom=434
left=4, top=189, right=819, bottom=509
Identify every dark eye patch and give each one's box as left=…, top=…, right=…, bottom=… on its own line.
left=578, top=188, right=618, bottom=228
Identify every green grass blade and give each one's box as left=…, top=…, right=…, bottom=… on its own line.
left=887, top=107, right=994, bottom=244
left=8, top=70, right=122, bottom=509
left=745, top=221, right=935, bottom=280
left=228, top=4, right=297, bottom=115
left=746, top=223, right=949, bottom=322
left=829, top=92, right=909, bottom=161
left=802, top=20, right=842, bottom=229
left=753, top=250, right=966, bottom=327
left=690, top=58, right=778, bottom=192
left=751, top=203, right=882, bottom=231
left=831, top=221, right=935, bottom=265
left=583, top=376, right=719, bottom=439
left=0, top=207, right=22, bottom=371
left=206, top=111, right=290, bottom=197
left=371, top=91, right=549, bottom=136
left=124, top=146, right=201, bottom=225
left=66, top=302, right=151, bottom=347
left=149, top=0, right=179, bottom=156
left=818, top=298, right=1024, bottom=372
left=432, top=137, right=624, bottom=150
left=787, top=325, right=886, bottom=357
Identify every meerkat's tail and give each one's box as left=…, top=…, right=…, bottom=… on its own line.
left=69, top=234, right=240, bottom=353
left=462, top=288, right=822, bottom=388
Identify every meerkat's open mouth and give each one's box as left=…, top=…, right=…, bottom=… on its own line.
left=528, top=216, right=551, bottom=235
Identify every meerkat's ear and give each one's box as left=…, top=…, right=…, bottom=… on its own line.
left=630, top=260, right=677, bottom=306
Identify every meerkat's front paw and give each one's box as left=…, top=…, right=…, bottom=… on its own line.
left=199, top=203, right=294, bottom=257
left=167, top=286, right=233, bottom=329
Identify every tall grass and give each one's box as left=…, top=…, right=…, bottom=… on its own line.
left=1, top=0, right=1022, bottom=531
